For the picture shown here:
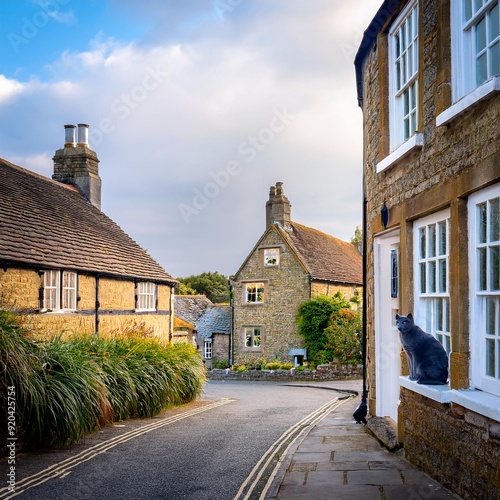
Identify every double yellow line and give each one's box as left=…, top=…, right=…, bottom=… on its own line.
left=234, top=396, right=354, bottom=500
left=0, top=398, right=235, bottom=499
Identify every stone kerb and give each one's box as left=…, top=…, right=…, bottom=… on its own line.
left=207, top=364, right=362, bottom=381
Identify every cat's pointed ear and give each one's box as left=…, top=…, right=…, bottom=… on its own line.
left=395, top=314, right=400, bottom=319
left=408, top=313, right=413, bottom=320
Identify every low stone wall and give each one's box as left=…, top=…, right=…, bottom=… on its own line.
left=207, top=363, right=363, bottom=382
left=400, top=387, right=500, bottom=500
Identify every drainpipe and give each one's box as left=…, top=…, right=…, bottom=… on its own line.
left=353, top=188, right=368, bottom=424
left=228, top=280, right=234, bottom=367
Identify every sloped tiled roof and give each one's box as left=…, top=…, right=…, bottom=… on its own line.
left=174, top=295, right=213, bottom=326
left=282, top=222, right=363, bottom=285
left=0, top=158, right=176, bottom=284
left=195, top=305, right=231, bottom=339
left=235, top=221, right=363, bottom=286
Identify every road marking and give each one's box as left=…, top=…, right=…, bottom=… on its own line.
left=234, top=396, right=354, bottom=500
left=0, top=398, right=234, bottom=499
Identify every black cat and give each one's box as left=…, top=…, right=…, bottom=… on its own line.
left=395, top=313, right=449, bottom=385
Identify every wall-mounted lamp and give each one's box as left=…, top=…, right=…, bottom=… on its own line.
left=381, top=201, right=389, bottom=229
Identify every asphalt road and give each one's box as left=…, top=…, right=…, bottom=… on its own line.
left=2, top=380, right=356, bottom=500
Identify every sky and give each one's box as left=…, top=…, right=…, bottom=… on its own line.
left=0, top=0, right=380, bottom=278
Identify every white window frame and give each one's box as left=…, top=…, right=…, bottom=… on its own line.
left=62, top=271, right=77, bottom=310
left=413, top=209, right=452, bottom=355
left=43, top=270, right=60, bottom=311
left=389, top=1, right=419, bottom=151
left=136, top=282, right=157, bottom=311
left=244, top=327, right=262, bottom=349
left=451, top=0, right=500, bottom=101
left=469, top=183, right=500, bottom=396
left=264, top=248, right=280, bottom=267
left=204, top=340, right=212, bottom=359
left=42, top=270, right=77, bottom=311
left=244, top=282, right=265, bottom=304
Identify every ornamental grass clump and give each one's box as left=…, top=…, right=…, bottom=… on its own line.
left=0, top=311, right=206, bottom=450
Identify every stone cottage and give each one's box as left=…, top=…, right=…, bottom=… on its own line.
left=174, top=295, right=231, bottom=367
left=355, top=1, right=500, bottom=497
left=0, top=124, right=177, bottom=340
left=231, top=182, right=363, bottom=366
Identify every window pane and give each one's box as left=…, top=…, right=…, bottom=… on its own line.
left=491, top=246, right=500, bottom=290
left=491, top=198, right=500, bottom=241
left=426, top=300, right=432, bottom=331
left=477, top=52, right=488, bottom=84
left=254, top=329, right=261, bottom=347
left=491, top=41, right=500, bottom=77
left=428, top=224, right=436, bottom=257
left=479, top=202, right=487, bottom=243
left=465, top=0, right=473, bottom=21
left=479, top=247, right=487, bottom=290
left=436, top=299, right=443, bottom=331
left=439, top=259, right=447, bottom=292
left=490, top=4, right=500, bottom=40
left=486, top=338, right=496, bottom=376
left=420, top=228, right=426, bottom=258
left=444, top=298, right=450, bottom=331
left=429, top=261, right=436, bottom=292
left=245, top=330, right=252, bottom=347
left=476, top=16, right=487, bottom=51
left=438, top=221, right=447, bottom=255
left=420, top=262, right=427, bottom=293
left=486, top=297, right=497, bottom=335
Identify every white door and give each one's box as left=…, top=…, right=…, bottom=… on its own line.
left=374, top=231, right=401, bottom=422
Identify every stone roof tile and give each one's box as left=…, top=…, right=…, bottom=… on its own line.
left=0, top=158, right=176, bottom=284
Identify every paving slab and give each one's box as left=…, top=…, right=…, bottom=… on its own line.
left=266, top=381, right=459, bottom=499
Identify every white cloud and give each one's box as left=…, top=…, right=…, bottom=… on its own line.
left=0, top=0, right=380, bottom=277
left=0, top=75, right=25, bottom=103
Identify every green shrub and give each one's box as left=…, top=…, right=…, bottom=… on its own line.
left=265, top=361, right=281, bottom=370
left=297, top=292, right=362, bottom=366
left=211, top=357, right=229, bottom=369
left=280, top=363, right=293, bottom=370
left=0, top=311, right=206, bottom=450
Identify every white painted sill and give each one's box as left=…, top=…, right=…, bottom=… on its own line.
left=376, top=133, right=424, bottom=173
left=400, top=376, right=500, bottom=422
left=436, top=76, right=500, bottom=127
left=399, top=376, right=451, bottom=403
left=450, top=389, right=500, bottom=422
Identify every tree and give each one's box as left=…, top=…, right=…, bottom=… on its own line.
left=296, top=292, right=361, bottom=367
left=175, top=272, right=230, bottom=303
left=351, top=225, right=363, bottom=254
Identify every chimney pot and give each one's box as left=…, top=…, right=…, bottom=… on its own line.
left=64, top=124, right=76, bottom=148
left=77, top=123, right=89, bottom=146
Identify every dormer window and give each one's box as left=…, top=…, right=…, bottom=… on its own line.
left=264, top=248, right=280, bottom=266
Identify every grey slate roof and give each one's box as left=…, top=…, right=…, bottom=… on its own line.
left=174, top=295, right=213, bottom=325
left=195, top=305, right=231, bottom=339
left=0, top=158, right=176, bottom=284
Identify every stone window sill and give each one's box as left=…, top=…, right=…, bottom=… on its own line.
left=399, top=376, right=451, bottom=403
left=450, top=389, right=500, bottom=422
left=376, top=133, right=424, bottom=173
left=436, top=76, right=500, bottom=127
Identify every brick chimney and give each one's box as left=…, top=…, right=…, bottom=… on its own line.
left=52, top=124, right=102, bottom=210
left=266, top=182, right=291, bottom=229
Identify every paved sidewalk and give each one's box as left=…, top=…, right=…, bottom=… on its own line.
left=265, top=381, right=459, bottom=500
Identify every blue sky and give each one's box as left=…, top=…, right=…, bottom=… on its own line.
left=1, top=0, right=380, bottom=277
